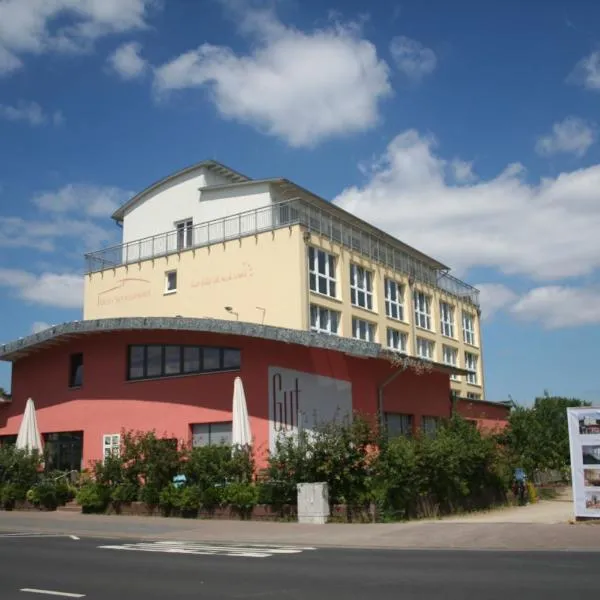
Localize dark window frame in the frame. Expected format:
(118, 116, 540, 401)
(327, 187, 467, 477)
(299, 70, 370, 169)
(69, 352, 84, 388)
(126, 344, 241, 381)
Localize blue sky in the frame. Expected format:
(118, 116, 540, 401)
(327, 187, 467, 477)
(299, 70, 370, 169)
(1, 0, 600, 404)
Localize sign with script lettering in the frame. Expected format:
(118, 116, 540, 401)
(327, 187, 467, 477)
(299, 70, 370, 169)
(268, 366, 352, 452)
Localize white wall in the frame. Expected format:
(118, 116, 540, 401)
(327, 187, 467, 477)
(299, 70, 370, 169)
(120, 168, 274, 247)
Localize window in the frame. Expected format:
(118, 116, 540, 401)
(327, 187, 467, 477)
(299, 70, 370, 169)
(192, 422, 232, 447)
(413, 291, 432, 330)
(103, 434, 120, 460)
(310, 304, 340, 335)
(384, 278, 404, 321)
(439, 301, 455, 338)
(352, 317, 376, 342)
(422, 416, 440, 438)
(387, 328, 407, 353)
(165, 270, 177, 293)
(442, 345, 459, 381)
(309, 247, 336, 298)
(385, 413, 413, 438)
(466, 392, 481, 400)
(462, 311, 476, 345)
(127, 345, 241, 381)
(176, 219, 193, 250)
(69, 353, 83, 388)
(416, 337, 434, 360)
(350, 264, 374, 310)
(44, 432, 83, 472)
(465, 352, 478, 385)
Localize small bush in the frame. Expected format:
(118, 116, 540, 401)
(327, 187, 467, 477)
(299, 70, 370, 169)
(158, 483, 182, 517)
(76, 483, 109, 514)
(224, 483, 259, 519)
(1, 483, 19, 510)
(179, 485, 202, 517)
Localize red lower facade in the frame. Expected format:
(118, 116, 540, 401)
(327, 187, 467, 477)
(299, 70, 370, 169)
(0, 329, 508, 470)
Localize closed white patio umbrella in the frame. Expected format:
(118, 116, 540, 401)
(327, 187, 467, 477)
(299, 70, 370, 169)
(16, 397, 43, 454)
(231, 376, 252, 448)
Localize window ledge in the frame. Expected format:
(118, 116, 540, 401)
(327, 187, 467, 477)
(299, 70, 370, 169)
(386, 316, 410, 326)
(415, 325, 435, 334)
(351, 304, 378, 317)
(463, 341, 479, 350)
(164, 290, 177, 296)
(309, 290, 342, 304)
(466, 381, 482, 388)
(441, 334, 457, 342)
(126, 367, 241, 384)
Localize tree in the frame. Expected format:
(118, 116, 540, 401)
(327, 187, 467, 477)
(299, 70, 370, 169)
(0, 387, 10, 400)
(502, 395, 589, 476)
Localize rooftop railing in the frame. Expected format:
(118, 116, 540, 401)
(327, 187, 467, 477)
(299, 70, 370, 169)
(85, 199, 479, 306)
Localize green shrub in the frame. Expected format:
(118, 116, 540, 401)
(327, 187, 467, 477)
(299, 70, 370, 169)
(140, 484, 160, 508)
(200, 485, 224, 511)
(34, 481, 59, 510)
(179, 485, 202, 517)
(1, 483, 19, 510)
(76, 483, 109, 514)
(224, 483, 259, 518)
(158, 483, 182, 516)
(0, 446, 42, 500)
(111, 482, 139, 508)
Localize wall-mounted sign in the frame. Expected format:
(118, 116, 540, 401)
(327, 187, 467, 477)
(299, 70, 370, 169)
(268, 366, 352, 452)
(567, 407, 600, 519)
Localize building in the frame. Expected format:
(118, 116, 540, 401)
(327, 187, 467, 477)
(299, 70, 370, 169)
(84, 160, 484, 400)
(0, 160, 507, 470)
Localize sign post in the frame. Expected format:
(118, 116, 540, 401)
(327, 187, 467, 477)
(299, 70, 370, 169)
(567, 407, 600, 520)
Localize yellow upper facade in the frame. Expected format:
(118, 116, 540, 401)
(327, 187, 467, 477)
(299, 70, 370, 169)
(83, 160, 484, 399)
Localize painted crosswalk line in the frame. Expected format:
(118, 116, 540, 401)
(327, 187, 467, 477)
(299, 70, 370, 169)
(98, 540, 317, 558)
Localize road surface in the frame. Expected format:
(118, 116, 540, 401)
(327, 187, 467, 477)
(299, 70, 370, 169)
(0, 533, 597, 599)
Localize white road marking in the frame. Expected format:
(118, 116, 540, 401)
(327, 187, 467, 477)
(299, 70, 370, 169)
(98, 540, 317, 559)
(0, 533, 80, 540)
(19, 589, 85, 598)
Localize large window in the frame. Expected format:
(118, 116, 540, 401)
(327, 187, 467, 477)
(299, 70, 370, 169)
(416, 337, 434, 360)
(439, 301, 455, 338)
(192, 422, 232, 447)
(387, 327, 407, 353)
(69, 353, 83, 388)
(43, 431, 83, 472)
(442, 345, 459, 381)
(176, 218, 193, 250)
(128, 344, 241, 381)
(465, 352, 478, 385)
(413, 291, 432, 330)
(422, 416, 440, 438)
(384, 278, 404, 321)
(466, 392, 481, 400)
(463, 311, 476, 345)
(352, 317, 376, 342)
(350, 264, 374, 310)
(309, 247, 337, 298)
(385, 413, 413, 438)
(310, 304, 340, 335)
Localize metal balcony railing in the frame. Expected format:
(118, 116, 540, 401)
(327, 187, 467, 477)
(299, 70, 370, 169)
(85, 199, 479, 306)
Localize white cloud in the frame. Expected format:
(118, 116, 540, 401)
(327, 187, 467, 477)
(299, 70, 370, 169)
(154, 7, 391, 147)
(0, 269, 83, 309)
(389, 35, 436, 80)
(108, 41, 147, 79)
(511, 286, 600, 329)
(0, 183, 128, 253)
(568, 51, 600, 90)
(0, 101, 63, 126)
(535, 116, 596, 157)
(33, 183, 130, 218)
(31, 321, 50, 334)
(450, 158, 476, 183)
(476, 283, 518, 319)
(0, 0, 158, 74)
(334, 129, 600, 280)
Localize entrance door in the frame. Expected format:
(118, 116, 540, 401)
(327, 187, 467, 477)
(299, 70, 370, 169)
(43, 431, 83, 472)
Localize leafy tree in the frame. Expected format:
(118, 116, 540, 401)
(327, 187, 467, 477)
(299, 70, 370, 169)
(501, 394, 589, 476)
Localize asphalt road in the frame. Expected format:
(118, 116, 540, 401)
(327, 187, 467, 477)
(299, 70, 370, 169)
(0, 534, 597, 599)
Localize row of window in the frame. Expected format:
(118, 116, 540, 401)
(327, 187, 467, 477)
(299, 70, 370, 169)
(67, 344, 241, 388)
(385, 413, 442, 439)
(309, 247, 477, 345)
(310, 304, 479, 384)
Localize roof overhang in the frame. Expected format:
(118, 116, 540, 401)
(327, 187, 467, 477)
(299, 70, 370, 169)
(0, 319, 459, 378)
(112, 160, 251, 222)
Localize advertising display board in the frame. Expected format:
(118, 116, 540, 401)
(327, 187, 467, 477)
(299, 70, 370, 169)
(567, 407, 600, 519)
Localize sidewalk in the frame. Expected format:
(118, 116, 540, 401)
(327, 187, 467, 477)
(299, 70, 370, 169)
(0, 505, 598, 551)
